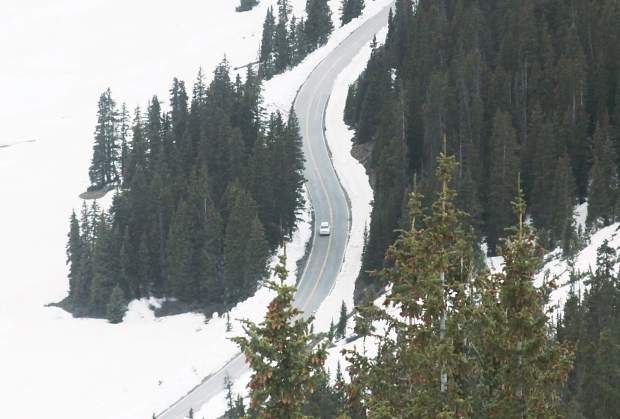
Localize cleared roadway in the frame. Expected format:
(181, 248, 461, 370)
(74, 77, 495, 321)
(157, 5, 392, 418)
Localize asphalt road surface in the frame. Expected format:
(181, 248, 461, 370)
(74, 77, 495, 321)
(157, 5, 392, 418)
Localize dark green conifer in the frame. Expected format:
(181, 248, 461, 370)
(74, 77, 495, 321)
(587, 117, 617, 228)
(482, 185, 572, 418)
(486, 110, 519, 254)
(106, 285, 127, 324)
(340, 0, 364, 26)
(231, 253, 327, 418)
(89, 88, 119, 188)
(304, 0, 333, 50)
(336, 301, 347, 339)
(259, 7, 276, 78)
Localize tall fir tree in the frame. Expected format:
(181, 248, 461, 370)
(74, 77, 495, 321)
(486, 110, 519, 255)
(347, 151, 482, 417)
(304, 0, 333, 50)
(89, 88, 119, 188)
(259, 7, 276, 78)
(587, 116, 617, 228)
(340, 0, 364, 26)
(481, 185, 572, 418)
(231, 252, 327, 418)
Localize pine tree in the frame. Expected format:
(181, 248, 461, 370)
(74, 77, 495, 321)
(336, 301, 347, 339)
(347, 151, 482, 417)
(89, 88, 119, 188)
(224, 375, 246, 418)
(145, 96, 163, 168)
(90, 211, 120, 315)
(231, 252, 327, 418)
(573, 240, 620, 418)
(119, 103, 130, 185)
(482, 185, 572, 418)
(125, 107, 147, 187)
(224, 185, 265, 302)
(304, 0, 333, 50)
(236, 0, 259, 12)
(587, 117, 617, 228)
(274, 0, 291, 73)
(106, 285, 127, 324)
(486, 110, 519, 255)
(340, 0, 364, 26)
(66, 211, 83, 305)
(259, 7, 276, 78)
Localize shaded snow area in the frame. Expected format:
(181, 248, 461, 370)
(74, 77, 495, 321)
(1, 1, 396, 418)
(313, 27, 389, 333)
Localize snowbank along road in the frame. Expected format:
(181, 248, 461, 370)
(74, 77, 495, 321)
(157, 4, 393, 418)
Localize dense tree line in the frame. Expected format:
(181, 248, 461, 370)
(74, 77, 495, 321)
(229, 153, 571, 418)
(558, 241, 620, 418)
(344, 0, 620, 301)
(67, 61, 306, 321)
(258, 0, 333, 79)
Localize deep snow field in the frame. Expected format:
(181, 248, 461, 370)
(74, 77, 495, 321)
(0, 0, 393, 418)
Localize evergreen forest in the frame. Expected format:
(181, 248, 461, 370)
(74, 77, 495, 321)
(344, 0, 620, 301)
(66, 61, 306, 321)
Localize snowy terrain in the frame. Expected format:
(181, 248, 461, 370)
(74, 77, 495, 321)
(0, 1, 393, 418)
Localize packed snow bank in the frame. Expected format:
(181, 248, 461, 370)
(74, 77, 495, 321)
(312, 27, 389, 332)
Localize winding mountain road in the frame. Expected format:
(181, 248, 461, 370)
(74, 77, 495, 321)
(157, 5, 392, 418)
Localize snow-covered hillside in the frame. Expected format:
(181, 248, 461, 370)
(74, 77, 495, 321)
(0, 1, 393, 418)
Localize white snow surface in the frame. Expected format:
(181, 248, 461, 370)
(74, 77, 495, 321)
(313, 27, 389, 333)
(0, 1, 396, 418)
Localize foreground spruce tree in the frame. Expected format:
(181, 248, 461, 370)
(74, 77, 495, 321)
(346, 153, 572, 417)
(481, 183, 572, 418)
(232, 252, 327, 418)
(347, 150, 483, 417)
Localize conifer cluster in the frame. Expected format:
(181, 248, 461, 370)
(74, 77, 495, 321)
(232, 153, 571, 418)
(67, 61, 306, 321)
(345, 0, 620, 301)
(258, 0, 333, 79)
(342, 153, 571, 418)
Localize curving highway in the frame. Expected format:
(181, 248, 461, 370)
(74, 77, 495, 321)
(156, 5, 392, 418)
